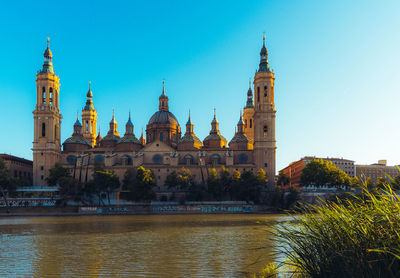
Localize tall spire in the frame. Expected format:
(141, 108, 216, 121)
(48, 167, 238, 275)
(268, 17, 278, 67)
(258, 34, 270, 72)
(84, 81, 95, 110)
(185, 110, 194, 134)
(125, 111, 134, 135)
(162, 80, 166, 96)
(41, 37, 54, 74)
(139, 127, 146, 145)
(245, 79, 254, 108)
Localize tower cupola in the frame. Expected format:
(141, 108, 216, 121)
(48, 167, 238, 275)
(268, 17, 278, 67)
(41, 37, 54, 74)
(125, 112, 134, 135)
(159, 80, 169, 111)
(258, 34, 270, 72)
(84, 81, 95, 111)
(245, 79, 254, 108)
(73, 113, 82, 135)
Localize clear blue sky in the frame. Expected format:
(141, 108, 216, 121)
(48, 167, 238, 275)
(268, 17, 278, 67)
(0, 0, 399, 171)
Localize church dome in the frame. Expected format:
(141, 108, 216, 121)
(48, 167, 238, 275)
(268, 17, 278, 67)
(148, 110, 180, 126)
(63, 136, 91, 146)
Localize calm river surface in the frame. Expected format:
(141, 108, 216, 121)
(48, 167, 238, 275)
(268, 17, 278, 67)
(0, 214, 284, 277)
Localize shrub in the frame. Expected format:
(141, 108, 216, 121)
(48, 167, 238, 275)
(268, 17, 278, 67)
(275, 182, 400, 277)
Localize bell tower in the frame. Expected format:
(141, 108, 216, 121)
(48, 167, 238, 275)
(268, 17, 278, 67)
(82, 81, 97, 147)
(253, 35, 276, 186)
(32, 38, 62, 186)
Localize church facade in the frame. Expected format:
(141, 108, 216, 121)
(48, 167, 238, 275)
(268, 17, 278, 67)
(32, 37, 277, 188)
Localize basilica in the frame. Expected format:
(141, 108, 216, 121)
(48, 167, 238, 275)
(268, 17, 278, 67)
(32, 37, 277, 188)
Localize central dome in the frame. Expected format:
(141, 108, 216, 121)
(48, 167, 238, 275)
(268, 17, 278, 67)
(148, 110, 179, 126)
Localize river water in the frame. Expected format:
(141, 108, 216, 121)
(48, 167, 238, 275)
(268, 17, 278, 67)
(0, 214, 283, 277)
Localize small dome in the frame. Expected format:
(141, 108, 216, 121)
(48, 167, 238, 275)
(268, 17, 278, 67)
(44, 47, 53, 59)
(230, 134, 249, 143)
(203, 133, 227, 142)
(101, 134, 120, 142)
(148, 110, 179, 126)
(63, 136, 91, 146)
(179, 133, 202, 144)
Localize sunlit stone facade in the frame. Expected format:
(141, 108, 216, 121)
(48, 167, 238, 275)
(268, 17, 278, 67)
(33, 36, 277, 187)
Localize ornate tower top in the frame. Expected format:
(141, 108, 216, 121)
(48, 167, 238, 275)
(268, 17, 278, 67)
(185, 110, 193, 134)
(41, 37, 54, 74)
(210, 108, 220, 134)
(107, 109, 119, 137)
(159, 80, 169, 111)
(83, 81, 95, 110)
(258, 34, 270, 73)
(245, 79, 254, 108)
(125, 111, 134, 135)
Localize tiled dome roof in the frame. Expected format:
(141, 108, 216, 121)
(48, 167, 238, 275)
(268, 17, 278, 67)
(101, 134, 120, 142)
(230, 134, 249, 143)
(118, 135, 141, 144)
(203, 133, 227, 142)
(148, 110, 179, 126)
(63, 136, 91, 146)
(179, 133, 202, 144)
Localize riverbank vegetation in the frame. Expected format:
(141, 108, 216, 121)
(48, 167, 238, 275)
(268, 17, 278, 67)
(270, 181, 400, 277)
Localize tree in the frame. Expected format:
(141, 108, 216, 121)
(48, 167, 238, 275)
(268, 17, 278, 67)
(58, 176, 84, 205)
(123, 166, 156, 202)
(350, 176, 361, 189)
(90, 169, 120, 205)
(286, 186, 300, 209)
(277, 171, 290, 187)
(164, 168, 194, 191)
(300, 159, 351, 188)
(46, 163, 70, 186)
(207, 168, 224, 200)
(0, 158, 15, 207)
(376, 177, 387, 191)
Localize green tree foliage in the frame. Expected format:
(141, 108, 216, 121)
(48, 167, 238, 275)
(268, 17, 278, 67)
(207, 168, 224, 200)
(88, 168, 120, 205)
(0, 158, 16, 206)
(277, 171, 290, 187)
(300, 158, 351, 188)
(391, 175, 400, 190)
(46, 163, 70, 186)
(165, 168, 194, 190)
(123, 166, 156, 202)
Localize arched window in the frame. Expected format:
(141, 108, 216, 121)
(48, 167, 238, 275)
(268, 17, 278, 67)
(184, 154, 194, 165)
(66, 155, 77, 165)
(42, 123, 46, 137)
(49, 87, 53, 106)
(42, 87, 46, 104)
(263, 125, 268, 137)
(210, 154, 221, 167)
(244, 119, 247, 128)
(238, 153, 248, 164)
(121, 154, 133, 166)
(257, 87, 260, 102)
(250, 119, 252, 128)
(160, 132, 163, 142)
(54, 125, 57, 140)
(86, 121, 89, 133)
(264, 86, 268, 101)
(94, 155, 105, 165)
(152, 154, 163, 164)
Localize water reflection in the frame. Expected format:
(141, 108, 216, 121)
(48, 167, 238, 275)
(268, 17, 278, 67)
(0, 215, 282, 277)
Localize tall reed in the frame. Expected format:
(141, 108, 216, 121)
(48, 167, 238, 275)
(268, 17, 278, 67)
(275, 183, 400, 277)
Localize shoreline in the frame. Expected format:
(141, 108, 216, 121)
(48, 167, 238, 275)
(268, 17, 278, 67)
(0, 204, 281, 217)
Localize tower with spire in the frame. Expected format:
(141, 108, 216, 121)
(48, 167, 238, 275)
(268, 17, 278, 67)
(32, 37, 62, 186)
(243, 79, 255, 143)
(178, 111, 202, 150)
(203, 109, 227, 149)
(81, 81, 97, 147)
(253, 34, 276, 186)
